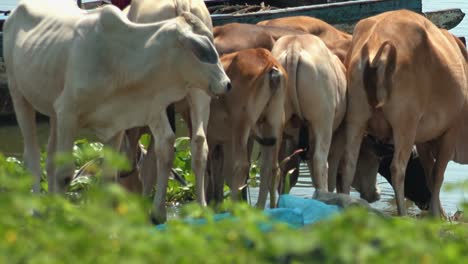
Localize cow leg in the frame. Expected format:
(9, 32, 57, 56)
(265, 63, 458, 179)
(205, 144, 214, 203)
(277, 136, 300, 194)
(216, 143, 232, 202)
(206, 143, 224, 204)
(187, 90, 210, 207)
(257, 143, 278, 208)
(140, 105, 176, 196)
(46, 115, 57, 192)
(257, 126, 282, 209)
(212, 144, 226, 203)
(54, 111, 77, 193)
(266, 142, 281, 208)
(416, 143, 435, 190)
(230, 124, 250, 202)
(341, 120, 367, 195)
(103, 131, 125, 182)
(306, 123, 332, 192)
(140, 136, 157, 196)
(117, 128, 143, 193)
(11, 92, 42, 193)
(340, 65, 371, 194)
(327, 124, 346, 192)
(390, 123, 417, 216)
(149, 112, 175, 224)
(277, 138, 289, 194)
(120, 128, 142, 175)
(429, 126, 458, 218)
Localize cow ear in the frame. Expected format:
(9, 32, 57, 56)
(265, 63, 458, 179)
(178, 30, 218, 64)
(269, 66, 283, 92)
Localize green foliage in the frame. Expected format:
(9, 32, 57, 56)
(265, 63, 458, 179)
(283, 168, 296, 194)
(1, 154, 468, 263)
(249, 159, 260, 188)
(4, 138, 468, 263)
(168, 137, 196, 202)
(73, 139, 104, 168)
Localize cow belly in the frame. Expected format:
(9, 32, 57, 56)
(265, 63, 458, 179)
(415, 110, 463, 143)
(82, 90, 185, 141)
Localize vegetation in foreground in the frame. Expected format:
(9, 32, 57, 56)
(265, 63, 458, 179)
(0, 140, 467, 263)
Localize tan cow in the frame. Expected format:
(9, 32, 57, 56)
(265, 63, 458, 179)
(124, 0, 216, 215)
(4, 0, 230, 223)
(203, 49, 287, 205)
(257, 16, 352, 62)
(213, 23, 305, 55)
(270, 34, 347, 206)
(342, 10, 468, 217)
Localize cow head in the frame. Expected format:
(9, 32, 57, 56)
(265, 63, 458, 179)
(175, 13, 231, 95)
(351, 137, 382, 203)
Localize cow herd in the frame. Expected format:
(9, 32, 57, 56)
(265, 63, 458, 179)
(4, 0, 468, 223)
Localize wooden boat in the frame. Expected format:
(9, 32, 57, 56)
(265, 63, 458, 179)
(0, 0, 466, 114)
(207, 0, 465, 33)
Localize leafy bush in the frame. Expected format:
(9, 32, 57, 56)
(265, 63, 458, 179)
(1, 153, 468, 263)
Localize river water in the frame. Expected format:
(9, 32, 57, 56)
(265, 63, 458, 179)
(271, 0, 468, 216)
(0, 0, 467, 216)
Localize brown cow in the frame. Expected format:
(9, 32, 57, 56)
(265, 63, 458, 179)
(213, 23, 305, 55)
(204, 49, 287, 205)
(341, 10, 468, 217)
(257, 16, 352, 62)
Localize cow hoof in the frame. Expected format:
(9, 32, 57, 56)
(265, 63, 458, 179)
(415, 202, 430, 211)
(150, 213, 166, 225)
(361, 192, 381, 203)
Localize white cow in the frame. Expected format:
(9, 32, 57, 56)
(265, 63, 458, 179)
(4, 0, 230, 223)
(124, 0, 214, 215)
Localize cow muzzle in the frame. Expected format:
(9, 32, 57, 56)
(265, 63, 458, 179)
(210, 78, 231, 95)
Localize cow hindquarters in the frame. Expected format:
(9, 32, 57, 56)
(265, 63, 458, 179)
(150, 112, 176, 224)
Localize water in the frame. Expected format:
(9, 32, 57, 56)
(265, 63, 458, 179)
(260, 0, 468, 216)
(0, 0, 467, 216)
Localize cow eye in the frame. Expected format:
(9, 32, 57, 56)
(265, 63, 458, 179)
(187, 35, 219, 64)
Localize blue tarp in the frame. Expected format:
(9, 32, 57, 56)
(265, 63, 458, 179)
(156, 195, 341, 230)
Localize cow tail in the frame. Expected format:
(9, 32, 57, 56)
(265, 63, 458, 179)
(285, 43, 308, 159)
(286, 43, 303, 119)
(363, 41, 397, 108)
